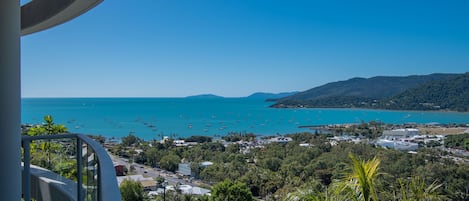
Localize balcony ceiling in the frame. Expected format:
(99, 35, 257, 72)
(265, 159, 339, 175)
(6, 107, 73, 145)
(21, 0, 103, 36)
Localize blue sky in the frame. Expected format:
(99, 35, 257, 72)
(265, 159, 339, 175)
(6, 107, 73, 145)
(21, 0, 469, 97)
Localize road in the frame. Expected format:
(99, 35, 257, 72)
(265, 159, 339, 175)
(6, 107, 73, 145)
(111, 154, 208, 187)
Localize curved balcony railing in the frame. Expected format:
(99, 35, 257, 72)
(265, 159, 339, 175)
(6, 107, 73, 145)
(21, 133, 122, 201)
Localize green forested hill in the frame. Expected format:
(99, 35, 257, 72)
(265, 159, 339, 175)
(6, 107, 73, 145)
(271, 73, 468, 111)
(277, 73, 458, 101)
(380, 73, 469, 112)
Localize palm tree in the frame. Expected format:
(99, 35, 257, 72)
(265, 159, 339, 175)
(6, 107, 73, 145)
(398, 176, 443, 201)
(286, 153, 381, 201)
(343, 153, 381, 201)
(284, 184, 353, 201)
(284, 188, 321, 201)
(27, 115, 68, 168)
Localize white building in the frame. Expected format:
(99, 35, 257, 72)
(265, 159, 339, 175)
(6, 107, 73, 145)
(268, 137, 293, 143)
(382, 128, 419, 140)
(376, 140, 419, 151)
(376, 128, 420, 151)
(174, 140, 186, 147)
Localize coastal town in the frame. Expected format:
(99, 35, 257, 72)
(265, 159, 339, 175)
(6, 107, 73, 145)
(103, 121, 469, 200)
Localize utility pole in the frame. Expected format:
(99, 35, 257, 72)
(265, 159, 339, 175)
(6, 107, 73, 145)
(163, 180, 168, 201)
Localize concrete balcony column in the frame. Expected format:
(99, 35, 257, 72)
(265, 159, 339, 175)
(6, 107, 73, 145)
(0, 0, 21, 201)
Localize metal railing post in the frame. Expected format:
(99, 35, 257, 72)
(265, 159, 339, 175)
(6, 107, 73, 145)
(77, 137, 83, 201)
(98, 158, 102, 201)
(22, 139, 31, 201)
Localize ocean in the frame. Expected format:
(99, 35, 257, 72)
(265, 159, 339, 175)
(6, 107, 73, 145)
(21, 98, 469, 140)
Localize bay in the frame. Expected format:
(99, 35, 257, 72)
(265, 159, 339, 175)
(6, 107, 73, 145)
(21, 98, 469, 140)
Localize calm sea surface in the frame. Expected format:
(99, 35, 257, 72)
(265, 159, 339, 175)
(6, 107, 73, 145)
(21, 98, 469, 140)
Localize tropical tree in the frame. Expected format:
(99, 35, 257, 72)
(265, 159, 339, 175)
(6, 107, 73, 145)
(121, 133, 142, 147)
(341, 153, 381, 201)
(398, 176, 443, 201)
(285, 183, 353, 201)
(53, 160, 78, 181)
(211, 179, 254, 201)
(27, 115, 68, 136)
(25, 115, 68, 169)
(284, 188, 322, 201)
(159, 153, 181, 172)
(119, 179, 147, 201)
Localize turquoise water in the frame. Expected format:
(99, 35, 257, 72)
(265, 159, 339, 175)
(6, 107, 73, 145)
(21, 98, 469, 140)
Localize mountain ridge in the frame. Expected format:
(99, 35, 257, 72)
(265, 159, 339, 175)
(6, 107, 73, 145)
(272, 73, 468, 111)
(277, 73, 459, 101)
(185, 92, 298, 99)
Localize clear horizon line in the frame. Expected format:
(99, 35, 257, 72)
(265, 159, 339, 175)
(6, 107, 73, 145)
(21, 91, 298, 99)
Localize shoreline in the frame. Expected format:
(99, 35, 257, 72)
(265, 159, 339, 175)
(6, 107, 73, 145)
(271, 105, 469, 114)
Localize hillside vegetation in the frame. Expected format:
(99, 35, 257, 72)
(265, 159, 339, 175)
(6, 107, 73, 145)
(272, 73, 469, 111)
(278, 73, 457, 101)
(112, 131, 469, 201)
(380, 73, 469, 112)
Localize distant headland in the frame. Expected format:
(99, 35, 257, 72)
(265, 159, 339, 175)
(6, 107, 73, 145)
(271, 72, 469, 112)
